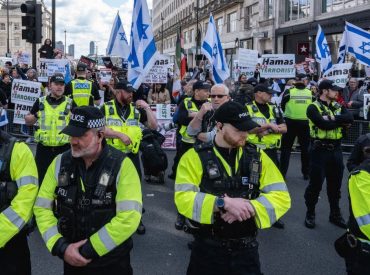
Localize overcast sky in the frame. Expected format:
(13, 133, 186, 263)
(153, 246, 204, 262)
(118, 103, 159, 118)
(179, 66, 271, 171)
(43, 0, 153, 58)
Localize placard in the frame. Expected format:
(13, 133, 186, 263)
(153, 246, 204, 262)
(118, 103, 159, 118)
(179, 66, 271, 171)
(260, 54, 296, 78)
(363, 94, 370, 120)
(38, 59, 69, 82)
(11, 79, 42, 106)
(144, 55, 171, 84)
(237, 48, 258, 68)
(323, 63, 352, 88)
(13, 104, 33, 125)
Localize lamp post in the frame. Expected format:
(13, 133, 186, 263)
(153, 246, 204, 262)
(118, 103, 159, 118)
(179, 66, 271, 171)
(160, 12, 164, 54)
(64, 29, 66, 57)
(6, 0, 9, 56)
(230, 38, 239, 78)
(195, 0, 199, 66)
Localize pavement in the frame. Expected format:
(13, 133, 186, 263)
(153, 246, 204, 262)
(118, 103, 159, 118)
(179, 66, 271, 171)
(28, 149, 349, 275)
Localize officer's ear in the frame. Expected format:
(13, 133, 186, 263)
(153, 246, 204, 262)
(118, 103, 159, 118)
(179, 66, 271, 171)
(216, 122, 223, 131)
(97, 131, 104, 140)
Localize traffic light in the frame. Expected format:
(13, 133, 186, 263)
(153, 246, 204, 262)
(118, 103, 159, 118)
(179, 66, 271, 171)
(20, 1, 42, 43)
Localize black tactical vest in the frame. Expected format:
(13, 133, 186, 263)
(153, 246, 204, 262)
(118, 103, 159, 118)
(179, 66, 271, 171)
(193, 143, 261, 239)
(0, 132, 18, 212)
(54, 147, 125, 242)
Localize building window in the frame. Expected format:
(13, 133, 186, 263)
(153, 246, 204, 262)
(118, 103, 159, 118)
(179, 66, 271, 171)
(216, 17, 223, 35)
(244, 6, 252, 29)
(285, 0, 310, 21)
(204, 22, 208, 34)
(322, 0, 357, 13)
(189, 29, 193, 43)
(0, 38, 5, 46)
(0, 23, 5, 31)
(240, 38, 253, 49)
(227, 12, 237, 33)
(14, 23, 20, 31)
(14, 37, 20, 47)
(184, 31, 188, 44)
(265, 0, 273, 19)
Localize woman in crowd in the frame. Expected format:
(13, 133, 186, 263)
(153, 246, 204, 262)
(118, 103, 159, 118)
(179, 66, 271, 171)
(148, 83, 171, 104)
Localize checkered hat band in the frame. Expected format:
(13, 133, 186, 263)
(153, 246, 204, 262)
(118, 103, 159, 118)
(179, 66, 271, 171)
(87, 118, 105, 128)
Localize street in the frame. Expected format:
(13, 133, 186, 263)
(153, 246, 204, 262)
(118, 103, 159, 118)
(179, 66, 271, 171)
(29, 150, 349, 275)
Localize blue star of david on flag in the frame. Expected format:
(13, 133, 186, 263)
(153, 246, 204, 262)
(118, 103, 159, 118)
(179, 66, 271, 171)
(345, 21, 370, 66)
(201, 14, 229, 84)
(128, 0, 158, 89)
(315, 24, 332, 75)
(106, 13, 130, 59)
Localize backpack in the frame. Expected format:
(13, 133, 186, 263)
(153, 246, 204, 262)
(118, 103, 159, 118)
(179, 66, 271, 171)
(140, 129, 168, 175)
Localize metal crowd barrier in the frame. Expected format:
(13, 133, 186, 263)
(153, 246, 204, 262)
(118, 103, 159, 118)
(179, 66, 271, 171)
(1, 108, 369, 147)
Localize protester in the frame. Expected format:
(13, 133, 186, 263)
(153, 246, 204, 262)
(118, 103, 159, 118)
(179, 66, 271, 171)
(147, 83, 171, 104)
(38, 39, 55, 59)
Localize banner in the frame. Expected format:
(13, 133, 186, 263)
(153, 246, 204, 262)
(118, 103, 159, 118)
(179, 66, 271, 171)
(144, 55, 172, 84)
(323, 63, 352, 87)
(149, 104, 177, 149)
(237, 48, 258, 68)
(79, 55, 96, 69)
(260, 54, 296, 78)
(38, 59, 69, 82)
(18, 52, 31, 65)
(13, 104, 33, 125)
(99, 68, 112, 84)
(11, 79, 42, 106)
(364, 94, 370, 120)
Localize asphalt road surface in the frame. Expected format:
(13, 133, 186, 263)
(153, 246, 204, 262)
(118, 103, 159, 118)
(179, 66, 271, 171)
(29, 150, 350, 275)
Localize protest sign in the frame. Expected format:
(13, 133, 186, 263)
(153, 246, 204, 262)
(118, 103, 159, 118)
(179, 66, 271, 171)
(38, 59, 69, 82)
(99, 68, 112, 84)
(144, 55, 171, 84)
(237, 48, 258, 68)
(0, 57, 12, 67)
(11, 79, 42, 106)
(363, 94, 370, 120)
(323, 63, 352, 88)
(18, 52, 31, 64)
(260, 54, 296, 78)
(13, 104, 33, 125)
(149, 104, 177, 149)
(79, 55, 96, 69)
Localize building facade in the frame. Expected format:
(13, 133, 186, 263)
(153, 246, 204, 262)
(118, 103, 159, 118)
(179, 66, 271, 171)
(153, 0, 370, 72)
(0, 0, 52, 59)
(68, 44, 75, 58)
(89, 41, 95, 56)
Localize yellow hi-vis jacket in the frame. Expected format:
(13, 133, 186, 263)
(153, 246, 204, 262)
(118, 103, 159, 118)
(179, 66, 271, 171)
(284, 87, 312, 120)
(174, 147, 291, 228)
(0, 142, 38, 248)
(71, 79, 93, 107)
(104, 100, 143, 153)
(35, 96, 72, 146)
(348, 163, 370, 242)
(33, 153, 142, 257)
(179, 98, 199, 144)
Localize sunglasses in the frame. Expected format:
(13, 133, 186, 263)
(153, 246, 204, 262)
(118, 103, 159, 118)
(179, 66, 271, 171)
(210, 94, 227, 98)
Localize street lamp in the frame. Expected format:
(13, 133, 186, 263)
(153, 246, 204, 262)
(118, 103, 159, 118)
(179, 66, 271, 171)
(160, 12, 164, 54)
(195, 0, 200, 66)
(230, 38, 239, 78)
(64, 29, 66, 57)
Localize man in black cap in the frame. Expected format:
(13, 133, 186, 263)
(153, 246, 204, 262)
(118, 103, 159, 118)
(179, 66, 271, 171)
(34, 106, 142, 274)
(65, 62, 101, 107)
(304, 79, 353, 229)
(280, 73, 314, 180)
(175, 101, 291, 275)
(170, 80, 211, 230)
(347, 133, 370, 172)
(246, 84, 287, 229)
(25, 73, 74, 184)
(102, 79, 157, 235)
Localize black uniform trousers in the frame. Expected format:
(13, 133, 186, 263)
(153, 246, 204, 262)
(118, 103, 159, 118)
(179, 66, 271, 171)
(35, 143, 70, 185)
(0, 230, 31, 275)
(127, 152, 142, 180)
(63, 253, 132, 275)
(187, 237, 262, 275)
(304, 143, 344, 213)
(171, 141, 194, 177)
(279, 119, 310, 177)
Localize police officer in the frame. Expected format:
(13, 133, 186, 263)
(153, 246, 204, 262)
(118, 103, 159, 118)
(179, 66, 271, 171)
(0, 130, 38, 275)
(280, 74, 313, 180)
(65, 63, 101, 107)
(338, 157, 370, 274)
(175, 101, 291, 275)
(34, 106, 142, 274)
(171, 80, 211, 230)
(246, 84, 287, 229)
(25, 73, 73, 184)
(304, 80, 353, 229)
(102, 79, 157, 235)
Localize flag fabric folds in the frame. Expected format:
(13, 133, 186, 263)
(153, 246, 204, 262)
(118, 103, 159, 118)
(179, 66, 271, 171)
(345, 22, 370, 67)
(128, 0, 158, 89)
(201, 14, 229, 84)
(106, 13, 130, 59)
(337, 30, 347, 64)
(172, 30, 187, 101)
(315, 24, 333, 75)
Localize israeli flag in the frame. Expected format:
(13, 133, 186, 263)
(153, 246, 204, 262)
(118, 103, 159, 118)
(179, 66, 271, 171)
(128, 0, 158, 89)
(337, 31, 347, 64)
(106, 13, 130, 59)
(345, 22, 370, 66)
(315, 24, 332, 75)
(201, 14, 229, 83)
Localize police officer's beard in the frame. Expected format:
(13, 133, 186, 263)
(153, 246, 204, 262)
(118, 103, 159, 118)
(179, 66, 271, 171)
(71, 137, 100, 159)
(224, 132, 246, 147)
